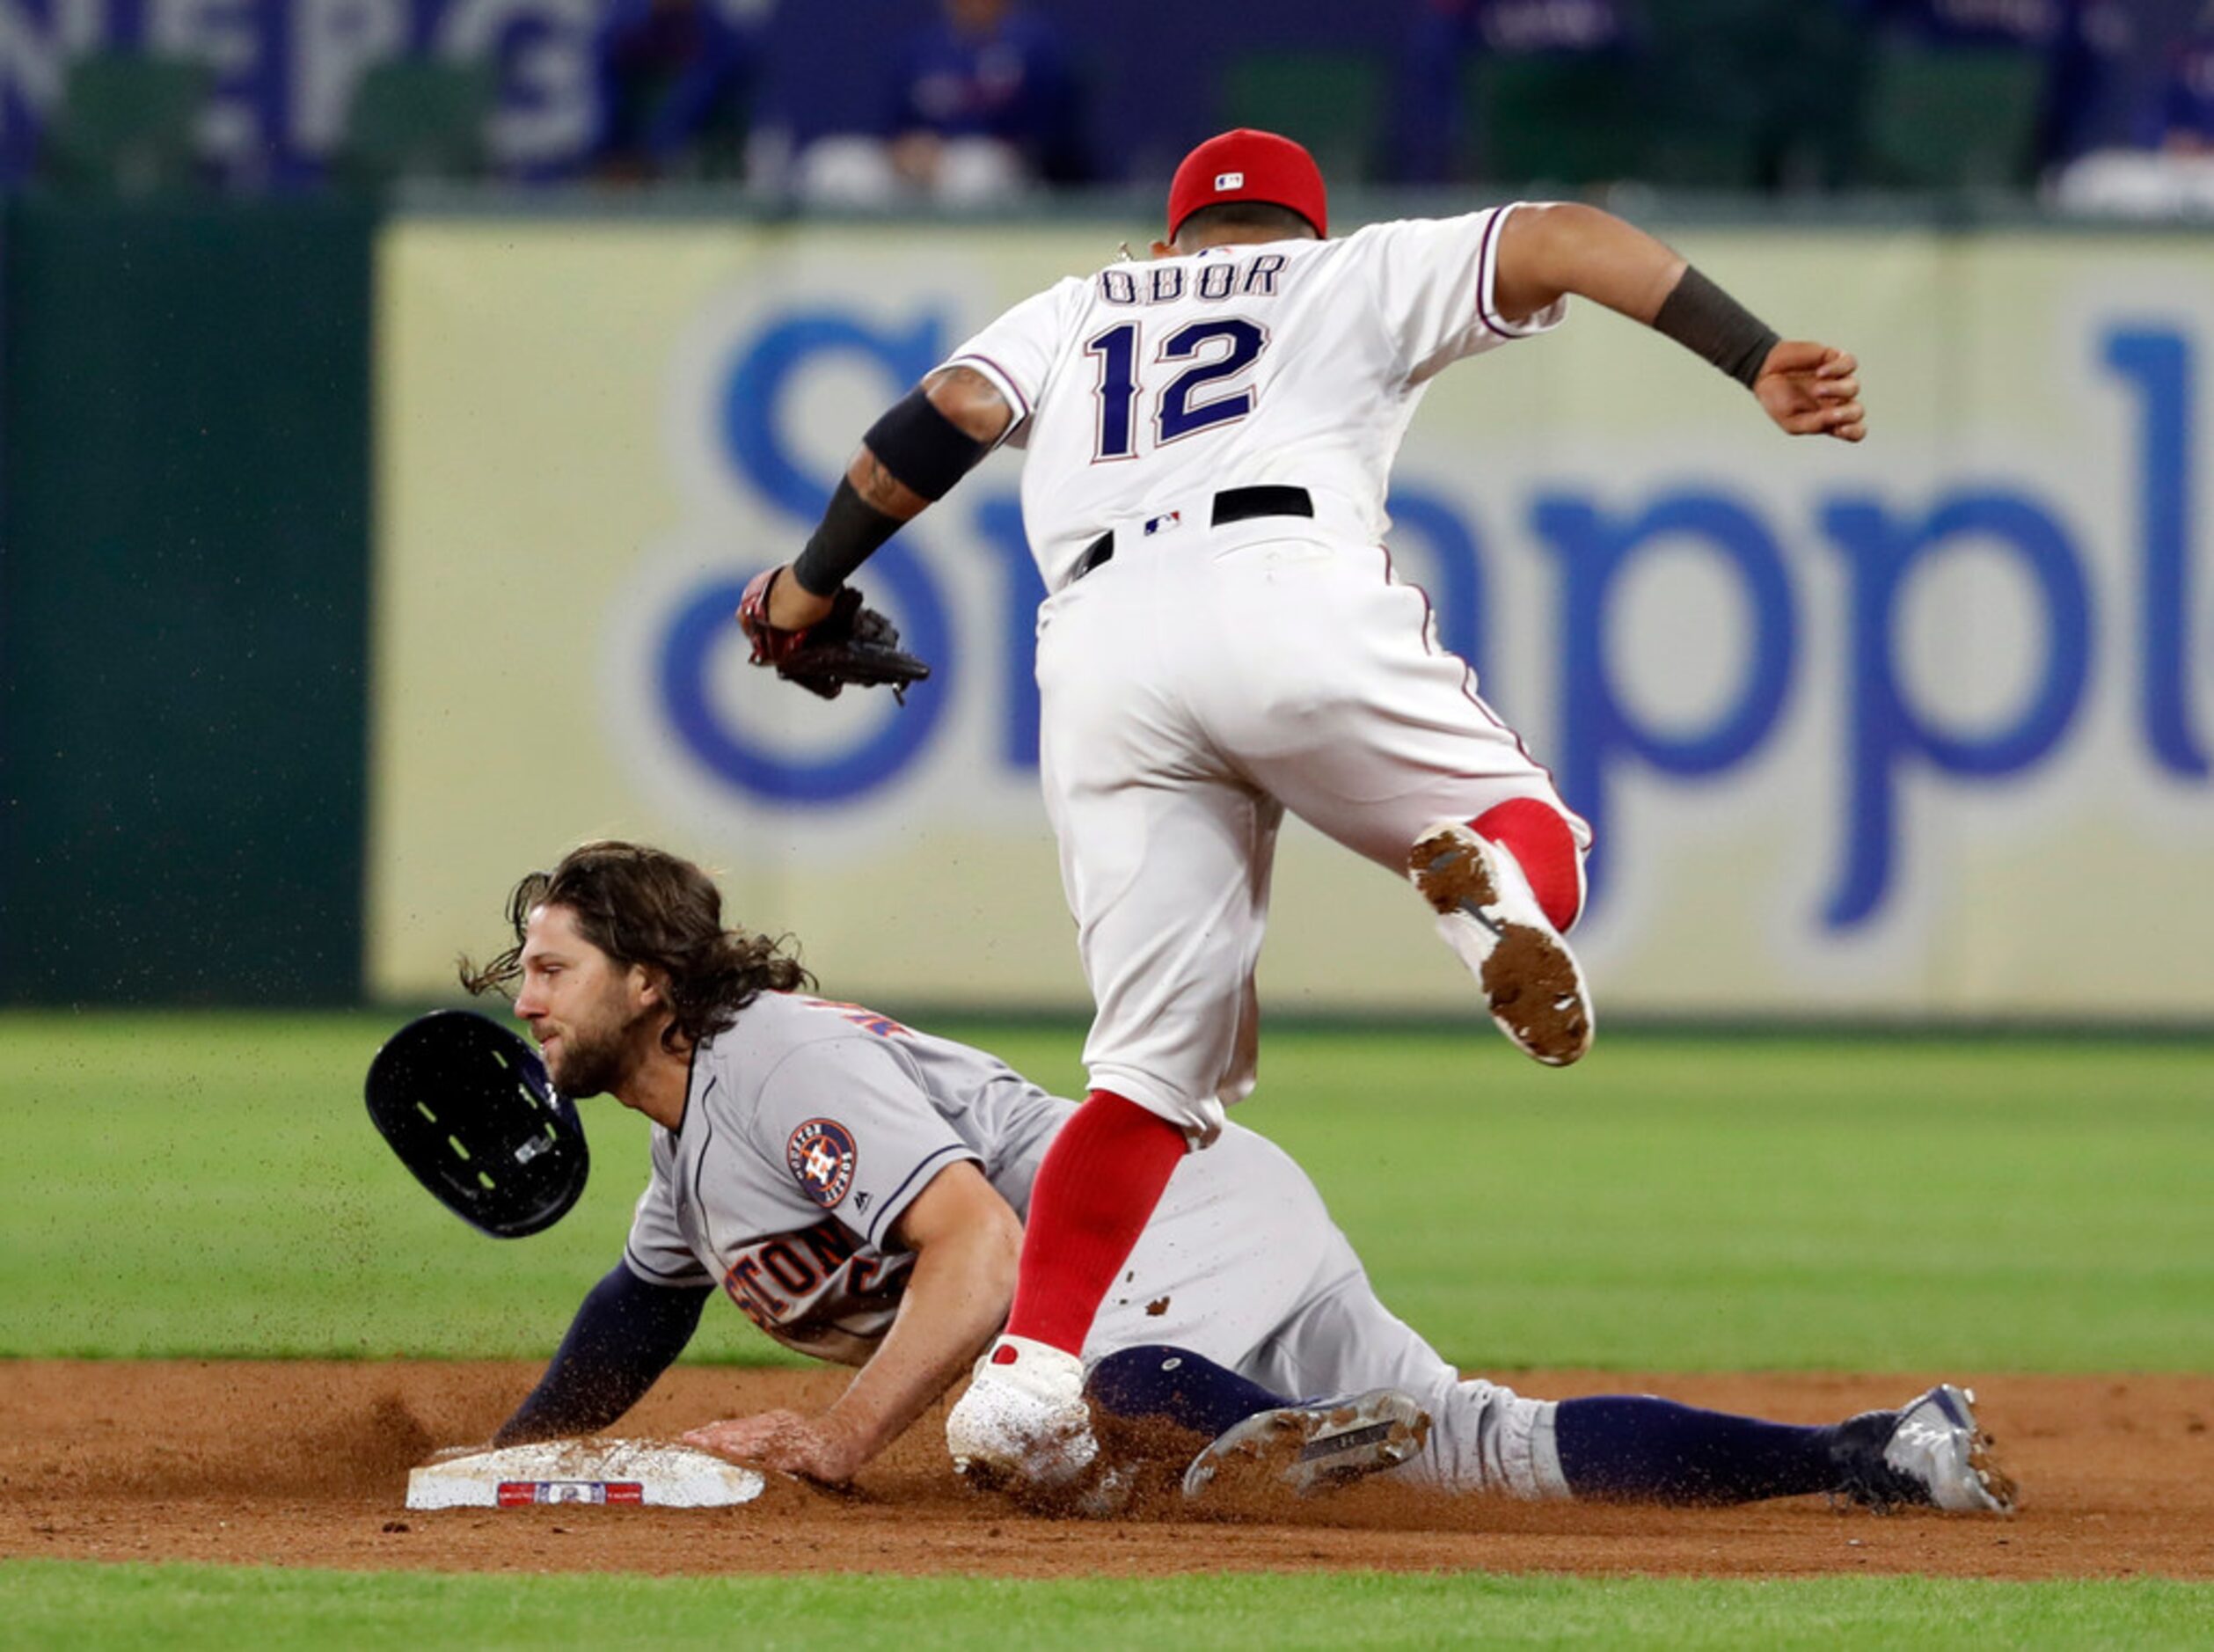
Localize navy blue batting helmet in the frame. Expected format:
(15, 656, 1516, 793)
(365, 1010, 588, 1239)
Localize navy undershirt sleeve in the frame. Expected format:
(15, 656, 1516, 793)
(493, 1262, 713, 1446)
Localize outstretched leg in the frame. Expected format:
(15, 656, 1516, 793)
(1091, 1346, 2013, 1513)
(1557, 1385, 2014, 1512)
(1553, 1394, 1857, 1503)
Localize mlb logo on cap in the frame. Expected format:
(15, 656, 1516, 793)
(1167, 128, 1329, 240)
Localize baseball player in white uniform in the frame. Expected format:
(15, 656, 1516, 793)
(470, 842, 2012, 1517)
(734, 128, 1868, 1489)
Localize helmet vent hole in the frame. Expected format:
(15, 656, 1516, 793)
(448, 1134, 471, 1161)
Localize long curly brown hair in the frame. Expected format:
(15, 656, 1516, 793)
(459, 841, 812, 1052)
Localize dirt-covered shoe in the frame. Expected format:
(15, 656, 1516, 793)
(946, 1334, 1099, 1491)
(1409, 819, 1593, 1067)
(1830, 1384, 2018, 1514)
(1180, 1388, 1431, 1503)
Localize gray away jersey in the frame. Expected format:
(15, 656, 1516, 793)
(622, 993, 1070, 1364)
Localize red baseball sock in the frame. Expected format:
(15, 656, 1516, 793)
(1003, 1088, 1188, 1357)
(1472, 798, 1583, 932)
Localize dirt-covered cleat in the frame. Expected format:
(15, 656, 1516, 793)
(1181, 1389, 1431, 1504)
(1830, 1384, 2018, 1515)
(1408, 819, 1593, 1067)
(946, 1334, 1099, 1492)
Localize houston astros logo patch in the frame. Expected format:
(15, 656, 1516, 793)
(786, 1118, 858, 1209)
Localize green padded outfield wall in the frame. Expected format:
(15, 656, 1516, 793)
(0, 201, 374, 1005)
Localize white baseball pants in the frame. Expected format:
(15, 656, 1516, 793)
(1087, 1119, 1567, 1499)
(1036, 509, 1588, 1140)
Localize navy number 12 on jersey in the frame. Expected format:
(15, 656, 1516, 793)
(1085, 319, 1269, 461)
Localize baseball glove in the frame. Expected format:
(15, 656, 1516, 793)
(736, 568, 931, 704)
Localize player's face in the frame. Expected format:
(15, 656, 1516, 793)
(512, 903, 657, 1097)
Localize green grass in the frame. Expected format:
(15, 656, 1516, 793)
(3, 1013, 2210, 1371)
(3, 1020, 2207, 1637)
(2, 1561, 2209, 1649)
(1250, 1033, 2214, 1372)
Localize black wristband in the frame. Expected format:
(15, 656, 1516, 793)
(792, 478, 902, 596)
(863, 386, 991, 501)
(1653, 266, 1780, 390)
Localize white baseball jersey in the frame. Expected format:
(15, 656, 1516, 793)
(932, 208, 1589, 1138)
(616, 990, 1565, 1497)
(942, 208, 1566, 588)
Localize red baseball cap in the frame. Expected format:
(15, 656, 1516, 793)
(1165, 128, 1328, 242)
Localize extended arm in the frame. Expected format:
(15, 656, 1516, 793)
(760, 367, 1018, 632)
(682, 1160, 1020, 1482)
(492, 1262, 712, 1446)
(1492, 202, 1865, 443)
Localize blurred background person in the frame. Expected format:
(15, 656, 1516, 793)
(1388, 0, 1874, 194)
(2041, 0, 2214, 214)
(885, 0, 1087, 194)
(1388, 0, 1632, 186)
(1862, 0, 2198, 178)
(795, 0, 1085, 208)
(589, 0, 765, 183)
(2137, 0, 2214, 151)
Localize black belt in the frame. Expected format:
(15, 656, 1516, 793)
(1070, 485, 1314, 582)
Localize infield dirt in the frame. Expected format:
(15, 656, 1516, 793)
(3, 1362, 2208, 1579)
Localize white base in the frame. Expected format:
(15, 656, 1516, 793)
(405, 1439, 768, 1510)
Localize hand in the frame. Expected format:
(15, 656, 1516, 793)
(683, 1409, 872, 1486)
(1753, 341, 1865, 442)
(735, 567, 839, 665)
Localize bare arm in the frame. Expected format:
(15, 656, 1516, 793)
(764, 367, 1019, 629)
(1492, 202, 1866, 444)
(809, 1159, 1019, 1462)
(681, 1159, 1019, 1483)
(1492, 201, 1686, 330)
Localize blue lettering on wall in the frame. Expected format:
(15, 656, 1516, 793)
(653, 309, 954, 804)
(655, 301, 2203, 921)
(719, 311, 944, 515)
(972, 494, 1048, 768)
(0, 0, 603, 185)
(656, 550, 953, 805)
(1385, 486, 1487, 671)
(1533, 492, 1797, 901)
(2102, 326, 2210, 778)
(1819, 493, 2091, 928)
